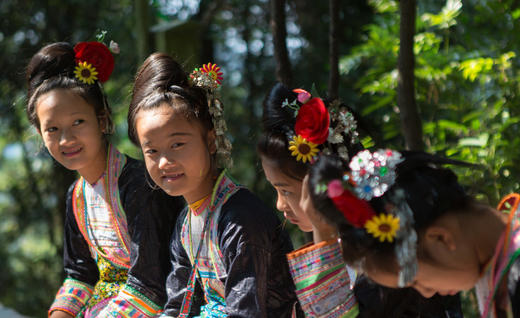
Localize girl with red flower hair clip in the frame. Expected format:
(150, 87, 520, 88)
(257, 83, 463, 317)
(26, 42, 185, 317)
(308, 151, 520, 317)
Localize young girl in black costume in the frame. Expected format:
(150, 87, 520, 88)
(26, 42, 184, 317)
(308, 151, 520, 317)
(258, 82, 463, 317)
(127, 53, 298, 317)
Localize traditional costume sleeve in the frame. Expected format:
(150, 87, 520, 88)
(354, 276, 463, 318)
(161, 209, 204, 318)
(286, 239, 359, 318)
(217, 189, 298, 318)
(96, 158, 186, 317)
(508, 256, 520, 317)
(48, 181, 99, 317)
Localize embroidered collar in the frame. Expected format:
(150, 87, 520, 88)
(72, 144, 130, 269)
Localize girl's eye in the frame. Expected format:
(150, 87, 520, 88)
(145, 149, 157, 155)
(46, 127, 58, 133)
(281, 190, 292, 197)
(171, 142, 185, 149)
(73, 119, 84, 125)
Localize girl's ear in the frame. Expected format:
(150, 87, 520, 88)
(97, 113, 108, 134)
(207, 129, 217, 155)
(422, 223, 457, 256)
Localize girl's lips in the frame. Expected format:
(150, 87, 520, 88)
(62, 147, 82, 157)
(162, 173, 184, 182)
(286, 216, 299, 225)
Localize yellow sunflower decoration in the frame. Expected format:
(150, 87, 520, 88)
(288, 135, 319, 163)
(74, 61, 98, 85)
(365, 213, 400, 243)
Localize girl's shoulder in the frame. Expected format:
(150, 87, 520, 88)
(119, 155, 185, 219)
(120, 155, 146, 181)
(218, 188, 282, 236)
(508, 249, 520, 314)
(221, 188, 271, 214)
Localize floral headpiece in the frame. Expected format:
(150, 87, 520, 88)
(189, 63, 232, 168)
(316, 149, 418, 287)
(73, 41, 115, 85)
(72, 40, 117, 134)
(283, 89, 359, 163)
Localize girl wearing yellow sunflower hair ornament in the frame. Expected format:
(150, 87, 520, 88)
(258, 83, 463, 317)
(26, 42, 185, 318)
(308, 150, 520, 317)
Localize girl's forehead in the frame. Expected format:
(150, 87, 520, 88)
(37, 89, 95, 117)
(135, 106, 206, 142)
(262, 159, 301, 188)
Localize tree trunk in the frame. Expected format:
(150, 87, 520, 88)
(328, 0, 340, 100)
(196, 0, 226, 63)
(135, 0, 150, 63)
(397, 0, 423, 150)
(270, 0, 292, 86)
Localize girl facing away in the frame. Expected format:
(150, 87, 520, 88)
(127, 53, 299, 317)
(258, 83, 463, 317)
(26, 42, 185, 317)
(308, 151, 520, 317)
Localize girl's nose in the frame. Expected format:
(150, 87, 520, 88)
(59, 128, 76, 146)
(158, 155, 174, 169)
(276, 194, 289, 213)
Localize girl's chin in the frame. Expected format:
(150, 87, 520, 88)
(298, 224, 314, 232)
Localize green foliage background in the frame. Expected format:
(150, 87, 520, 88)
(1, 0, 518, 316)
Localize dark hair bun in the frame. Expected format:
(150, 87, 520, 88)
(25, 42, 110, 129)
(128, 53, 212, 145)
(262, 82, 299, 133)
(26, 42, 75, 99)
(131, 53, 189, 103)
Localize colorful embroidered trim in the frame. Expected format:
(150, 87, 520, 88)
(287, 239, 358, 318)
(179, 171, 243, 317)
(72, 144, 131, 269)
(480, 193, 520, 317)
(49, 278, 94, 317)
(99, 285, 163, 318)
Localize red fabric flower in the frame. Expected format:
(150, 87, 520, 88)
(74, 42, 114, 83)
(294, 97, 330, 144)
(330, 188, 376, 228)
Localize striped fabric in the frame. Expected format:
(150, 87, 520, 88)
(287, 239, 358, 318)
(97, 285, 163, 318)
(177, 172, 242, 317)
(48, 278, 94, 317)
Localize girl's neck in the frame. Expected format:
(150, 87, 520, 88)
(470, 205, 508, 272)
(79, 143, 108, 184)
(184, 171, 219, 205)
